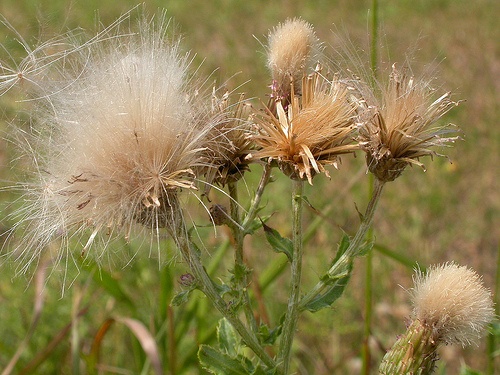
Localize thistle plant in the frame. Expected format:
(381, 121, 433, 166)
(0, 8, 494, 375)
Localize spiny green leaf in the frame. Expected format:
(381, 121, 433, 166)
(303, 270, 352, 312)
(261, 221, 293, 262)
(217, 318, 240, 357)
(198, 345, 250, 375)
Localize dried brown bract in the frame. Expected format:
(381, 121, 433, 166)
(249, 68, 358, 184)
(199, 89, 254, 188)
(358, 64, 460, 182)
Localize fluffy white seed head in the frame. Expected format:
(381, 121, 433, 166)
(8, 12, 220, 270)
(412, 263, 495, 346)
(267, 18, 318, 97)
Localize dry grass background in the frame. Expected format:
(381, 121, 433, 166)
(0, 0, 498, 374)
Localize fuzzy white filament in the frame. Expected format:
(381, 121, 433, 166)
(412, 263, 495, 346)
(9, 13, 219, 271)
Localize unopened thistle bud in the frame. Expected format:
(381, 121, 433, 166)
(358, 64, 460, 182)
(267, 18, 318, 107)
(379, 263, 495, 374)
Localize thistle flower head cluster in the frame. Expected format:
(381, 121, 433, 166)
(250, 67, 358, 184)
(358, 64, 460, 182)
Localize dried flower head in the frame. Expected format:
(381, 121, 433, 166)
(249, 68, 358, 184)
(9, 13, 218, 269)
(358, 64, 460, 182)
(412, 262, 495, 346)
(200, 89, 254, 188)
(267, 18, 319, 105)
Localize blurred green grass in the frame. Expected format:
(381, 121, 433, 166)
(0, 0, 498, 373)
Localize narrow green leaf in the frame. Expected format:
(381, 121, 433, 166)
(261, 221, 293, 262)
(198, 345, 250, 375)
(258, 323, 282, 346)
(303, 272, 352, 312)
(335, 234, 350, 260)
(374, 243, 424, 270)
(245, 214, 271, 235)
(217, 318, 239, 357)
(80, 262, 134, 308)
(303, 237, 354, 312)
(459, 366, 483, 375)
(171, 290, 192, 306)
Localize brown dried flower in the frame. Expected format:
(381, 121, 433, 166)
(199, 89, 254, 188)
(358, 64, 460, 182)
(249, 68, 358, 184)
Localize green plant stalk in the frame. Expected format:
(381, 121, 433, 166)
(173, 218, 277, 370)
(228, 181, 258, 333)
(278, 179, 304, 373)
(242, 163, 272, 231)
(363, 0, 379, 371)
(362, 229, 374, 375)
(299, 179, 385, 310)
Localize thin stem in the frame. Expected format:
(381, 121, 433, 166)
(228, 181, 258, 333)
(299, 179, 385, 310)
(278, 179, 304, 373)
(362, 176, 375, 375)
(242, 163, 272, 231)
(370, 0, 379, 82)
(363, 1, 379, 370)
(174, 222, 277, 370)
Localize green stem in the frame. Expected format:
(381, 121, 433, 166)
(364, 1, 379, 370)
(228, 181, 258, 333)
(174, 220, 276, 370)
(370, 0, 379, 82)
(299, 179, 385, 310)
(278, 180, 304, 373)
(242, 163, 272, 231)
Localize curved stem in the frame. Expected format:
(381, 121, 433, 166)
(299, 179, 385, 310)
(278, 180, 304, 373)
(174, 223, 276, 370)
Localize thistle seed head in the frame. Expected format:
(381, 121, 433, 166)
(9, 12, 219, 268)
(412, 263, 495, 346)
(358, 64, 460, 182)
(267, 18, 319, 105)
